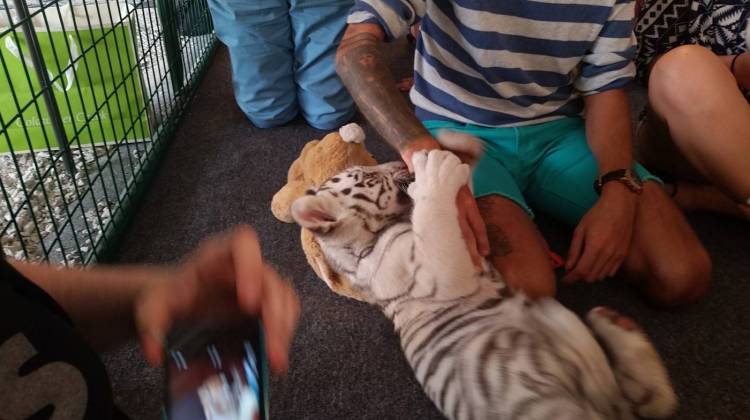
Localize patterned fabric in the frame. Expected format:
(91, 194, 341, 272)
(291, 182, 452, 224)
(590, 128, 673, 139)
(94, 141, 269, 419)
(690, 0, 750, 55)
(635, 0, 750, 82)
(348, 0, 637, 128)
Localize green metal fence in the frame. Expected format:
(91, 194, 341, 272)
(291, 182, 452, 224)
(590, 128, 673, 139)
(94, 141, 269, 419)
(0, 0, 216, 265)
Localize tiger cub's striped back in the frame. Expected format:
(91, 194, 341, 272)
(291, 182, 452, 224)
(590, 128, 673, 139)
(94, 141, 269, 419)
(292, 150, 677, 420)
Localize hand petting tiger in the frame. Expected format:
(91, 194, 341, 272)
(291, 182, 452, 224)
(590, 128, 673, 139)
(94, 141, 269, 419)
(291, 149, 677, 420)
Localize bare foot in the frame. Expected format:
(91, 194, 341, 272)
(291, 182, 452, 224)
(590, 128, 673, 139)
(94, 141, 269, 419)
(636, 111, 749, 220)
(664, 181, 750, 220)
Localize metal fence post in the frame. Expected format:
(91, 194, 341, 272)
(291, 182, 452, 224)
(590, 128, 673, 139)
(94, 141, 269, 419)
(157, 0, 184, 93)
(11, 0, 76, 174)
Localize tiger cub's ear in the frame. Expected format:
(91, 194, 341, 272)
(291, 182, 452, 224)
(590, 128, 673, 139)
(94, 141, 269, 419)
(291, 195, 343, 232)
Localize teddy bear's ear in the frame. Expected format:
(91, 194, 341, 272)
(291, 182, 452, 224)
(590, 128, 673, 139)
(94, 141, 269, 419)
(291, 195, 343, 232)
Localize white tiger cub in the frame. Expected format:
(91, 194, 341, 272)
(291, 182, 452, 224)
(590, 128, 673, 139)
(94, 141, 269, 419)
(291, 149, 678, 420)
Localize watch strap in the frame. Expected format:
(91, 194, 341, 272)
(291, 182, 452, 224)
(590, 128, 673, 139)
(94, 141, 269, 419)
(594, 168, 642, 195)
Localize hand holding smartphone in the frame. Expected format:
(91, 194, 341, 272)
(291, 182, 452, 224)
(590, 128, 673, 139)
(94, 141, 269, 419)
(164, 318, 269, 420)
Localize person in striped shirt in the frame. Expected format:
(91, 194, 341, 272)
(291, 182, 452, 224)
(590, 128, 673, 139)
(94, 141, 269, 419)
(336, 0, 711, 305)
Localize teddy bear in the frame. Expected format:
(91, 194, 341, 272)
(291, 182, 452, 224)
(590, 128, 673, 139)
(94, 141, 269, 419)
(271, 123, 377, 300)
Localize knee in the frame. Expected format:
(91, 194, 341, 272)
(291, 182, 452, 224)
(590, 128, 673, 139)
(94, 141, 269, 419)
(514, 274, 557, 300)
(646, 246, 712, 306)
(235, 89, 298, 128)
(245, 111, 298, 128)
(298, 53, 355, 129)
(648, 45, 728, 113)
(297, 81, 355, 130)
(496, 258, 557, 299)
(522, 279, 557, 300)
(301, 107, 355, 131)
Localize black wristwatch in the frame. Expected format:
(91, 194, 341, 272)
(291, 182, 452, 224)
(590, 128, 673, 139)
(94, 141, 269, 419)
(594, 168, 643, 195)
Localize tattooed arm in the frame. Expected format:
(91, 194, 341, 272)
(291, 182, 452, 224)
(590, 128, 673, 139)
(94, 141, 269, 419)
(336, 23, 440, 167)
(336, 23, 490, 265)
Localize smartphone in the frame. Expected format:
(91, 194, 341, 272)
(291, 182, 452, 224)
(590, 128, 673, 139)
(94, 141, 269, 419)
(164, 318, 269, 420)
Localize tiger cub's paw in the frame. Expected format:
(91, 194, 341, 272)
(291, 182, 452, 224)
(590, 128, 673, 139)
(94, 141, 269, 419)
(408, 150, 470, 203)
(587, 307, 678, 418)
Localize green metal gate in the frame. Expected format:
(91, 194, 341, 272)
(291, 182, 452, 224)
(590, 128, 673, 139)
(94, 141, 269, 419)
(0, 0, 216, 265)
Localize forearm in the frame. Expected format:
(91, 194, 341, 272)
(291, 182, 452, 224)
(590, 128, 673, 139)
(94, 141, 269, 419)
(336, 24, 438, 161)
(10, 260, 173, 351)
(583, 88, 634, 175)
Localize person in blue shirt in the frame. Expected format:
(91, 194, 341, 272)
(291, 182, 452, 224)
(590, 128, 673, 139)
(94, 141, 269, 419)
(208, 0, 356, 130)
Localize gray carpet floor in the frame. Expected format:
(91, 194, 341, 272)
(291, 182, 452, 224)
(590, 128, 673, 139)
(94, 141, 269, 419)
(105, 44, 750, 419)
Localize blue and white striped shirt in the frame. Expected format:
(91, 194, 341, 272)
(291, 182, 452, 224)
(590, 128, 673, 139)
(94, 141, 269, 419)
(348, 0, 637, 127)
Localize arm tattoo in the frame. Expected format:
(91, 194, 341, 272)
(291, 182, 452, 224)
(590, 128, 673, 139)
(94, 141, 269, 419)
(477, 198, 513, 257)
(336, 32, 430, 153)
(486, 223, 513, 257)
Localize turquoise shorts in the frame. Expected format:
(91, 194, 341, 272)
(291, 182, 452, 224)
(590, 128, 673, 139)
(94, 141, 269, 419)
(423, 117, 660, 226)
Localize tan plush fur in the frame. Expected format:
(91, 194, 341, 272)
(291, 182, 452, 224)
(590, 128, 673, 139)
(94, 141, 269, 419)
(271, 124, 377, 300)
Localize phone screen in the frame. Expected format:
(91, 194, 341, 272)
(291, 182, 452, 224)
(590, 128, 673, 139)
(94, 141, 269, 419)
(165, 319, 268, 420)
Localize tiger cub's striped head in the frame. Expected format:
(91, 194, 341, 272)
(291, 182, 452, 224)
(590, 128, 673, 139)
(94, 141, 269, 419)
(291, 161, 414, 240)
(291, 161, 413, 301)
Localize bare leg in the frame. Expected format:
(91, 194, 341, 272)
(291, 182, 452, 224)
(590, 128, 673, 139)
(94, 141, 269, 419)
(622, 182, 711, 306)
(637, 108, 750, 218)
(720, 51, 750, 89)
(477, 195, 556, 299)
(646, 45, 750, 209)
(636, 106, 704, 182)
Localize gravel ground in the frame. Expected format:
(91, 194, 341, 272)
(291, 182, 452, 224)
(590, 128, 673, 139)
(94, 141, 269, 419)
(0, 146, 142, 263)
